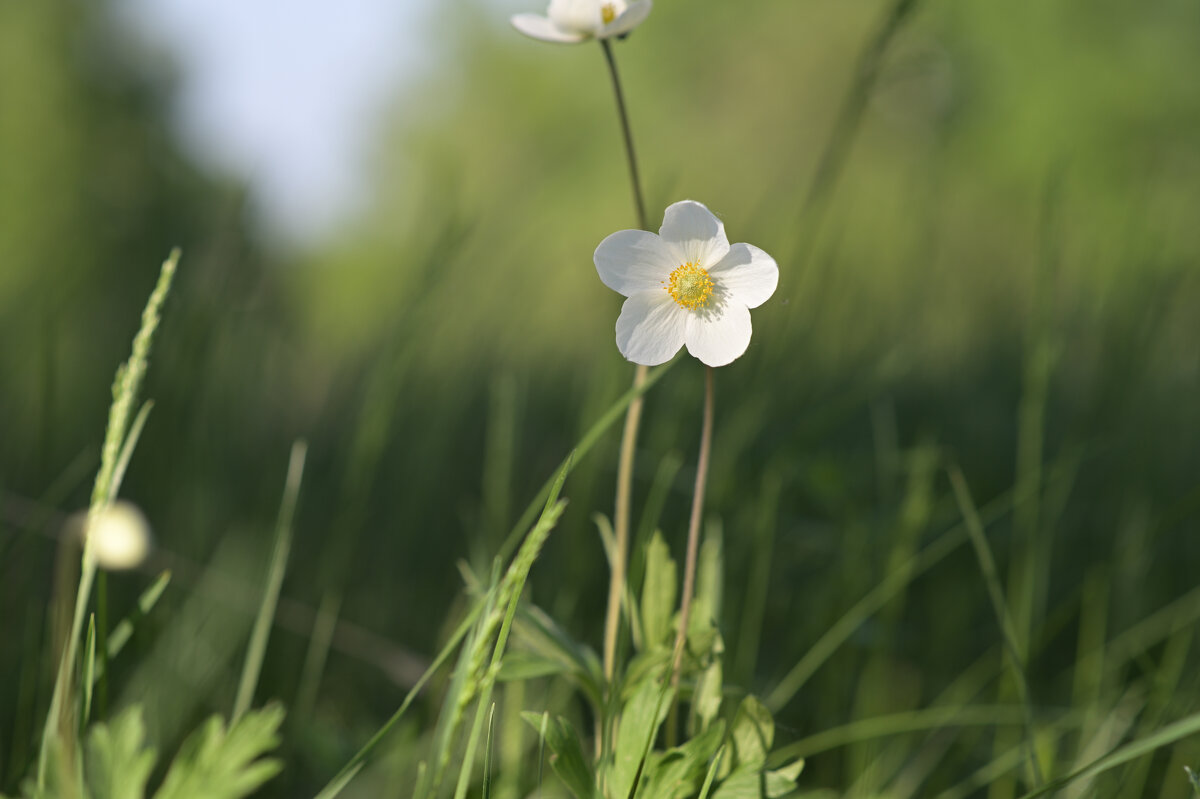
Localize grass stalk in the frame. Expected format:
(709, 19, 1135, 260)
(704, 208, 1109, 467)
(497, 358, 675, 565)
(37, 248, 179, 788)
(233, 439, 307, 723)
(948, 465, 1045, 788)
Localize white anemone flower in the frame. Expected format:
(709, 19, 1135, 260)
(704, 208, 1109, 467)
(511, 0, 652, 44)
(595, 200, 779, 367)
(81, 501, 152, 571)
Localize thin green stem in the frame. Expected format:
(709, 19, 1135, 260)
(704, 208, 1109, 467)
(603, 363, 647, 684)
(38, 250, 178, 788)
(668, 367, 714, 744)
(949, 465, 1045, 789)
(600, 39, 648, 232)
(233, 440, 307, 723)
(96, 570, 109, 720)
(599, 36, 651, 694)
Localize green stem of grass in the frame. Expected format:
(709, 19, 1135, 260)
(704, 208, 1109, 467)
(668, 366, 714, 745)
(949, 465, 1045, 789)
(233, 440, 307, 723)
(37, 249, 179, 788)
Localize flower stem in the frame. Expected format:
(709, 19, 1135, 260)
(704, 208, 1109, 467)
(603, 363, 648, 684)
(599, 37, 651, 689)
(600, 39, 648, 232)
(668, 366, 715, 742)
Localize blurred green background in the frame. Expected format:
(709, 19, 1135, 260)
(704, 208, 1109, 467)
(3, 0, 1200, 795)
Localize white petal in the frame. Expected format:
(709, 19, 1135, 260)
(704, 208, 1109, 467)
(684, 301, 752, 367)
(511, 13, 588, 42)
(708, 242, 778, 309)
(547, 0, 599, 34)
(616, 292, 687, 365)
(602, 0, 652, 37)
(659, 200, 730, 268)
(595, 229, 676, 297)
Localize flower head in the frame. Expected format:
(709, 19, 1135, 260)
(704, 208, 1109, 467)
(511, 0, 652, 44)
(595, 200, 779, 367)
(80, 501, 152, 571)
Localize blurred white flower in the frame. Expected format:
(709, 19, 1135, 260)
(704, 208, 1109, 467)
(511, 0, 652, 44)
(594, 200, 778, 367)
(83, 501, 152, 571)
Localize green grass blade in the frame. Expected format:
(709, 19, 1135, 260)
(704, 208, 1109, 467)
(233, 440, 307, 723)
(496, 358, 676, 564)
(697, 745, 726, 799)
(454, 498, 569, 799)
(313, 599, 486, 799)
(949, 465, 1045, 787)
(104, 571, 171, 662)
(109, 401, 154, 505)
(82, 614, 96, 727)
(770, 706, 1050, 762)
(38, 248, 180, 789)
(765, 519, 968, 713)
(481, 703, 496, 799)
(1016, 711, 1200, 799)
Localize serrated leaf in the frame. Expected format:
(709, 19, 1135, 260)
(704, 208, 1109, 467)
(86, 706, 156, 799)
(610, 676, 673, 799)
(514, 604, 604, 707)
(521, 713, 599, 799)
(636, 719, 725, 799)
(711, 764, 762, 799)
(641, 532, 676, 650)
(730, 697, 773, 770)
(153, 704, 284, 799)
(765, 757, 804, 798)
(675, 596, 722, 669)
(19, 733, 78, 799)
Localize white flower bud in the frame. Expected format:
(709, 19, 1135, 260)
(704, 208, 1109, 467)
(84, 501, 152, 571)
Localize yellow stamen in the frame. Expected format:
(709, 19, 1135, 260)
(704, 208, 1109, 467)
(601, 3, 617, 24)
(663, 262, 714, 310)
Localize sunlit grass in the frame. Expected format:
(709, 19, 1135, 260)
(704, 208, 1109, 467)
(3, 0, 1200, 797)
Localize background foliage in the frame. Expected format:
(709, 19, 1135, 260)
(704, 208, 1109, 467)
(3, 0, 1199, 796)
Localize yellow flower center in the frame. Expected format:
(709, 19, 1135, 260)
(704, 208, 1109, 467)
(663, 262, 714, 310)
(601, 3, 617, 24)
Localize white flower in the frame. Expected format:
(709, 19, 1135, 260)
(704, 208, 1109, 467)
(511, 0, 652, 44)
(594, 200, 779, 367)
(81, 501, 152, 571)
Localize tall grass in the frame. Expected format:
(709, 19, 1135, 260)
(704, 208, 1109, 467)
(3, 0, 1200, 797)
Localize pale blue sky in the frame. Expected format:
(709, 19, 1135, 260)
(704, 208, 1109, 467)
(114, 0, 527, 246)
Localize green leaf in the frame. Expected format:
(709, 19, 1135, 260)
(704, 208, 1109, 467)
(696, 524, 723, 626)
(730, 697, 774, 770)
(692, 658, 723, 734)
(636, 720, 726, 799)
(697, 745, 726, 799)
(521, 713, 599, 799)
(711, 764, 762, 799)
(641, 532, 677, 650)
(82, 615, 96, 727)
(85, 706, 156, 799)
(496, 650, 572, 681)
(764, 757, 804, 798)
(153, 704, 284, 799)
(610, 676, 673, 799)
